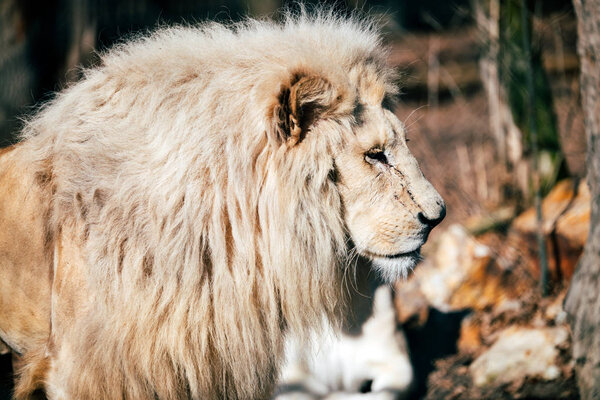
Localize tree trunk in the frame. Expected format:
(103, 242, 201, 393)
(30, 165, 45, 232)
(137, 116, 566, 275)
(474, 0, 523, 167)
(564, 0, 600, 398)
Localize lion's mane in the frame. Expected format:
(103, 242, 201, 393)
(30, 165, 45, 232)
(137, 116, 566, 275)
(15, 12, 390, 399)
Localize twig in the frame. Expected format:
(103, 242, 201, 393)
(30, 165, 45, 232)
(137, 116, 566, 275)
(520, 0, 550, 296)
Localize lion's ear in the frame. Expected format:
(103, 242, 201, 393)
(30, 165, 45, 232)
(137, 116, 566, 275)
(273, 74, 336, 146)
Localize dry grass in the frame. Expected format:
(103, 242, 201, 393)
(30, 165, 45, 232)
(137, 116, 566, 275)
(388, 14, 584, 232)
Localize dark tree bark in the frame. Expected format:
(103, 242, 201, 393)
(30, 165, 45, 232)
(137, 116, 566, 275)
(564, 0, 600, 398)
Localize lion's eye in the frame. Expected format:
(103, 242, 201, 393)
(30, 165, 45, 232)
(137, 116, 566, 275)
(365, 150, 389, 166)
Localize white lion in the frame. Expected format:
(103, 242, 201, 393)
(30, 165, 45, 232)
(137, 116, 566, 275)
(0, 11, 444, 399)
(276, 264, 414, 399)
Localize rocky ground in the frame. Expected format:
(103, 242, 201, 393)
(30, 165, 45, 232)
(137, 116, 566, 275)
(396, 179, 589, 399)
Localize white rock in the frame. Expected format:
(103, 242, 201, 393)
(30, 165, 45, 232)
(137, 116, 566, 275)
(470, 326, 569, 387)
(416, 224, 490, 310)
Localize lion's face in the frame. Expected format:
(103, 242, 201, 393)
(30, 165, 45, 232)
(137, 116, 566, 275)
(272, 67, 444, 281)
(334, 106, 445, 281)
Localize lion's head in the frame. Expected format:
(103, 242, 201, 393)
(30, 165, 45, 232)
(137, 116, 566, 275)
(269, 63, 445, 283)
(335, 100, 446, 282)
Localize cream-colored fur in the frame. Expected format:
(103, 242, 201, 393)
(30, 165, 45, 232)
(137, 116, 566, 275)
(0, 11, 444, 400)
(277, 263, 413, 399)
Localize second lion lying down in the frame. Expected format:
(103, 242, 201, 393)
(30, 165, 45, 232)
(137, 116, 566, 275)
(0, 12, 445, 400)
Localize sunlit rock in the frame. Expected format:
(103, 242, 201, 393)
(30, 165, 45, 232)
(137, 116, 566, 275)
(470, 326, 569, 387)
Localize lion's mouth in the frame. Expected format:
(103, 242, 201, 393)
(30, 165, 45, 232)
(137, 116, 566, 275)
(362, 248, 421, 260)
(365, 248, 423, 282)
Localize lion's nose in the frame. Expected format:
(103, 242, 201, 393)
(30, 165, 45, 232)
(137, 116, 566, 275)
(418, 205, 446, 230)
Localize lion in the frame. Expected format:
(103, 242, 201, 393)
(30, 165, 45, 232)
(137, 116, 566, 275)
(276, 260, 414, 399)
(0, 12, 445, 400)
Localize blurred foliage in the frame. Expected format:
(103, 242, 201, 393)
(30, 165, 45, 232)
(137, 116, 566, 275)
(498, 0, 568, 194)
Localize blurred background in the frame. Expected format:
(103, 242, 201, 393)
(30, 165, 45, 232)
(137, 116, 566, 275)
(0, 0, 588, 399)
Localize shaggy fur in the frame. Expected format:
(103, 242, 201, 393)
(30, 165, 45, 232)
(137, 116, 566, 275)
(1, 10, 445, 400)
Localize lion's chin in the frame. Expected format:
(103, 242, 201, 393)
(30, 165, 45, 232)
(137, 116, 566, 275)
(369, 250, 422, 282)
